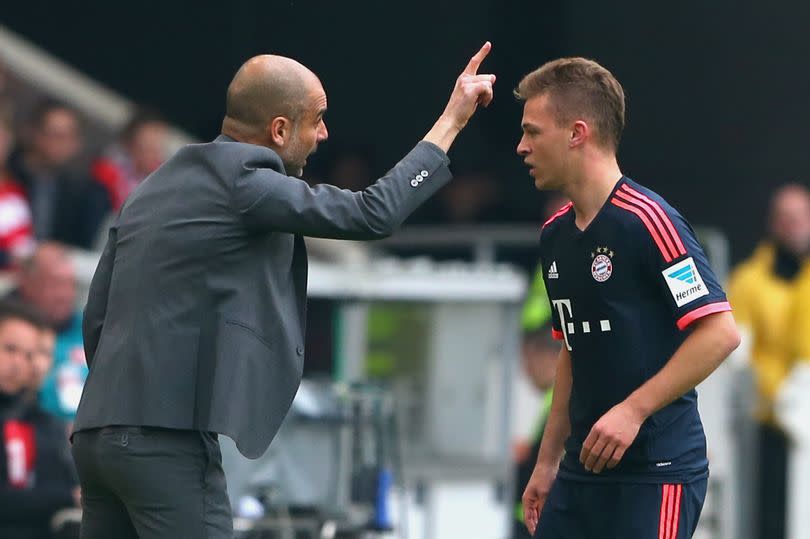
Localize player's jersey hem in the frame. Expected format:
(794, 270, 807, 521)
(557, 466, 709, 484)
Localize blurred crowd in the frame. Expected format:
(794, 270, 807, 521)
(0, 59, 172, 536)
(0, 98, 169, 267)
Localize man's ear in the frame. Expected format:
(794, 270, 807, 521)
(268, 116, 292, 147)
(569, 120, 589, 148)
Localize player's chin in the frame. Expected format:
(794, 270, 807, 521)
(533, 171, 561, 191)
(533, 174, 549, 191)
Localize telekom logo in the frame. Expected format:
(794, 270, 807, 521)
(551, 298, 612, 352)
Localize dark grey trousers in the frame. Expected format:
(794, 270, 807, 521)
(71, 426, 233, 539)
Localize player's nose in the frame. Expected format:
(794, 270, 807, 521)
(517, 136, 529, 156)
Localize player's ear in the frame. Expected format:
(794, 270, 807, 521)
(569, 120, 589, 148)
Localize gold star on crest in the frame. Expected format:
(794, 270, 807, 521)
(592, 246, 615, 258)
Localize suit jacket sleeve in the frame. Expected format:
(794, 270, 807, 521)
(231, 141, 452, 239)
(82, 225, 117, 367)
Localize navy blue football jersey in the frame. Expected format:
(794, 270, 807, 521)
(539, 177, 731, 483)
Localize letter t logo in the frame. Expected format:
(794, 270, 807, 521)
(552, 299, 573, 351)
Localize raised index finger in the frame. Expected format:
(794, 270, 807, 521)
(463, 41, 492, 75)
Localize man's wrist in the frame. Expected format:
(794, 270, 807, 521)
(534, 453, 562, 472)
(625, 391, 654, 421)
(423, 115, 462, 153)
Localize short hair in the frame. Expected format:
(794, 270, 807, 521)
(0, 300, 50, 331)
(514, 57, 626, 151)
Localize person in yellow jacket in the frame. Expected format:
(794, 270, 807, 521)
(774, 260, 810, 539)
(727, 183, 810, 539)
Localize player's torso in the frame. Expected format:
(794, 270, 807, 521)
(543, 206, 678, 407)
(542, 197, 707, 481)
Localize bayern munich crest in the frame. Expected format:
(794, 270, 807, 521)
(591, 246, 614, 282)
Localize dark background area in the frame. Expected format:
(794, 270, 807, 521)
(3, 0, 809, 262)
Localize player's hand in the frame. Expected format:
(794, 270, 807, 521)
(440, 42, 496, 130)
(579, 400, 645, 474)
(522, 464, 557, 536)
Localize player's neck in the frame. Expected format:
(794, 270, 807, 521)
(564, 157, 622, 230)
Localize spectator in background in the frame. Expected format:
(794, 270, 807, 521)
(438, 170, 503, 223)
(0, 111, 35, 269)
(8, 243, 86, 422)
(310, 144, 376, 191)
(727, 183, 810, 539)
(7, 99, 110, 249)
(412, 168, 504, 224)
(91, 107, 169, 211)
(29, 324, 56, 403)
(0, 300, 79, 539)
(0, 58, 16, 119)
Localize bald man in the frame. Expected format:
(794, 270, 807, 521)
(71, 45, 496, 538)
(17, 243, 78, 331)
(12, 243, 87, 421)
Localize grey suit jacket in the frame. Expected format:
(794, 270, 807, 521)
(74, 135, 452, 458)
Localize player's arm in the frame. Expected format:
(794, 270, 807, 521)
(580, 312, 739, 475)
(627, 310, 739, 417)
(522, 344, 571, 535)
(534, 345, 572, 470)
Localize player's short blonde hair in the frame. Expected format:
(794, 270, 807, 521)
(515, 58, 625, 151)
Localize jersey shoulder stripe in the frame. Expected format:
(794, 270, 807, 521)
(613, 189, 682, 261)
(542, 201, 573, 230)
(610, 182, 687, 263)
(619, 183, 686, 255)
(611, 196, 676, 263)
